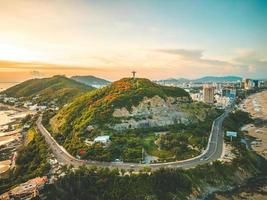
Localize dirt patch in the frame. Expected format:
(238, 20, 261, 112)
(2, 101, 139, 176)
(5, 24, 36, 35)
(0, 160, 11, 174)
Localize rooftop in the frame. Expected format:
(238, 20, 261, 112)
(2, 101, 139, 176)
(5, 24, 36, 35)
(94, 135, 110, 142)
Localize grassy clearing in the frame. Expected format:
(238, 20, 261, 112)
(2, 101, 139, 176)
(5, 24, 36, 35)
(142, 134, 174, 159)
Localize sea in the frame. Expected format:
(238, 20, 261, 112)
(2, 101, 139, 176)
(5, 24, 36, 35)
(0, 82, 18, 92)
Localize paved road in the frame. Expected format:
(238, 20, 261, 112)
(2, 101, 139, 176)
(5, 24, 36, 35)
(36, 110, 229, 171)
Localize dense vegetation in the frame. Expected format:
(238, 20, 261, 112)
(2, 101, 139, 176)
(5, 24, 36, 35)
(44, 167, 193, 200)
(71, 75, 110, 86)
(0, 127, 50, 193)
(75, 108, 220, 163)
(1, 75, 94, 106)
(43, 152, 266, 200)
(223, 110, 253, 132)
(41, 109, 267, 200)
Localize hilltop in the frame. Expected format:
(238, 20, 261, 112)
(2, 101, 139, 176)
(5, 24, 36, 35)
(50, 77, 190, 134)
(71, 75, 110, 88)
(2, 75, 94, 106)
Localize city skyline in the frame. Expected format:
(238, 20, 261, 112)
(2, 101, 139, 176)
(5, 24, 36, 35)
(0, 0, 266, 82)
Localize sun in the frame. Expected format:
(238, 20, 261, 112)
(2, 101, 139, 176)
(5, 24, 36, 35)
(0, 43, 41, 62)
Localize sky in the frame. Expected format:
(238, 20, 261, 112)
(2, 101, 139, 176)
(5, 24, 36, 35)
(0, 0, 266, 82)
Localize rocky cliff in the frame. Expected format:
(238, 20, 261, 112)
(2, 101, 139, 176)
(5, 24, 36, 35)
(112, 95, 193, 130)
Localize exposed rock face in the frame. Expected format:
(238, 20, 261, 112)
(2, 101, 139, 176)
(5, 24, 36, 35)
(112, 95, 193, 131)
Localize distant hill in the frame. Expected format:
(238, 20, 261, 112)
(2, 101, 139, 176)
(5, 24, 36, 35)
(193, 76, 242, 83)
(2, 75, 94, 106)
(155, 78, 190, 85)
(158, 76, 242, 84)
(71, 75, 110, 88)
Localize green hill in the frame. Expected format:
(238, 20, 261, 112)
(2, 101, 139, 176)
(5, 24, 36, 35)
(50, 78, 190, 135)
(71, 75, 110, 87)
(2, 75, 94, 106)
(49, 78, 222, 162)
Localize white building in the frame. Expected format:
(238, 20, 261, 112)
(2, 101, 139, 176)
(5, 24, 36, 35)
(4, 97, 17, 103)
(86, 125, 94, 132)
(190, 93, 202, 102)
(94, 136, 110, 144)
(23, 101, 33, 108)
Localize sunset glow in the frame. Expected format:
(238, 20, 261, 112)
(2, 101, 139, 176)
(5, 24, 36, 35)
(0, 0, 266, 82)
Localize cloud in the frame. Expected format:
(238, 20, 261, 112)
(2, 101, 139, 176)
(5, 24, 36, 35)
(0, 48, 266, 80)
(155, 48, 236, 69)
(232, 50, 267, 78)
(155, 49, 203, 59)
(154, 48, 267, 79)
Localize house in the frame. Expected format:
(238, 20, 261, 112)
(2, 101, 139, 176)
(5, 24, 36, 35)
(94, 136, 110, 144)
(38, 105, 47, 110)
(3, 97, 17, 104)
(29, 104, 38, 111)
(23, 124, 31, 130)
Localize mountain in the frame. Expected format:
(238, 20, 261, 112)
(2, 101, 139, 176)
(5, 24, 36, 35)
(155, 78, 190, 85)
(50, 78, 191, 138)
(157, 76, 242, 85)
(2, 75, 94, 106)
(193, 76, 242, 83)
(71, 75, 110, 88)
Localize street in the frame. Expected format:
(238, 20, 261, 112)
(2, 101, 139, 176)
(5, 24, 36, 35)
(36, 110, 229, 171)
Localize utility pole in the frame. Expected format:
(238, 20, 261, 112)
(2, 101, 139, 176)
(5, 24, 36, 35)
(132, 71, 136, 79)
(141, 147, 144, 164)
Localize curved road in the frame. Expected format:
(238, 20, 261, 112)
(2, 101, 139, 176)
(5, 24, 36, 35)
(37, 109, 229, 171)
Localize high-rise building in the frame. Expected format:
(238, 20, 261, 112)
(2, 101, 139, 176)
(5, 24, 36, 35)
(203, 84, 215, 104)
(243, 79, 253, 90)
(253, 80, 259, 88)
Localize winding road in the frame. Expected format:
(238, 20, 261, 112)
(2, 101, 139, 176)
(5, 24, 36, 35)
(36, 109, 229, 171)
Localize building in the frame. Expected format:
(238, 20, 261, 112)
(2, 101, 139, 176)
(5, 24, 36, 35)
(203, 84, 215, 104)
(243, 78, 253, 90)
(3, 97, 17, 104)
(253, 80, 259, 88)
(0, 176, 48, 200)
(86, 125, 94, 132)
(222, 88, 236, 99)
(215, 95, 231, 108)
(94, 135, 110, 144)
(190, 92, 202, 102)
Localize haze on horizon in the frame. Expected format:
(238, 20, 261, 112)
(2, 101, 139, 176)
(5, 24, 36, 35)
(0, 0, 266, 82)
